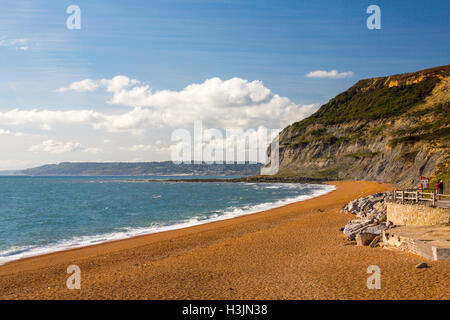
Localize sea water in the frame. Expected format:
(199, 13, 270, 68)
(0, 176, 335, 265)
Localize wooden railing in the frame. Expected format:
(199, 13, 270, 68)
(437, 193, 450, 201)
(393, 190, 450, 206)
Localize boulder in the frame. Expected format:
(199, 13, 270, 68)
(376, 211, 387, 222)
(342, 192, 392, 243)
(369, 235, 380, 248)
(373, 201, 385, 212)
(363, 224, 388, 235)
(361, 200, 374, 212)
(343, 222, 364, 240)
(356, 232, 377, 246)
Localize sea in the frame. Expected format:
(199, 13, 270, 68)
(0, 176, 335, 265)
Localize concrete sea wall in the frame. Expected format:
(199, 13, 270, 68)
(387, 202, 450, 226)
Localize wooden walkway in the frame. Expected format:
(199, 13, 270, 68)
(393, 190, 450, 209)
(437, 200, 450, 209)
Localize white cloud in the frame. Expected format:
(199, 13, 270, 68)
(10, 38, 28, 45)
(106, 77, 274, 109)
(100, 75, 140, 93)
(55, 76, 318, 130)
(0, 128, 25, 136)
(306, 69, 354, 79)
(0, 37, 31, 51)
(57, 75, 139, 93)
(0, 109, 105, 130)
(0, 159, 51, 171)
(57, 79, 100, 92)
(125, 144, 172, 153)
(83, 147, 103, 154)
(129, 144, 154, 152)
(28, 140, 102, 154)
(2, 77, 319, 137)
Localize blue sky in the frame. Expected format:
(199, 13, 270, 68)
(0, 0, 449, 169)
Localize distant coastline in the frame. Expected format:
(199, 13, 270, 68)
(0, 171, 15, 176)
(11, 161, 263, 177)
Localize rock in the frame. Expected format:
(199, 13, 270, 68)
(364, 224, 388, 235)
(356, 211, 365, 218)
(342, 192, 392, 242)
(373, 202, 384, 211)
(343, 219, 381, 240)
(376, 211, 387, 222)
(416, 262, 428, 269)
(343, 222, 364, 240)
(361, 217, 375, 225)
(371, 196, 384, 203)
(348, 200, 358, 212)
(356, 232, 377, 246)
(369, 235, 380, 248)
(361, 200, 374, 212)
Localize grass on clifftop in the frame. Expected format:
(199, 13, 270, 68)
(293, 76, 441, 131)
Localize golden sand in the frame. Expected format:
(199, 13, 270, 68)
(0, 181, 448, 299)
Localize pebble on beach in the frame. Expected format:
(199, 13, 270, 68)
(416, 262, 428, 269)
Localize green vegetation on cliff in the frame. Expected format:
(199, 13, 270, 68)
(296, 76, 439, 129)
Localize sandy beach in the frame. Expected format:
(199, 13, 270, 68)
(0, 180, 448, 300)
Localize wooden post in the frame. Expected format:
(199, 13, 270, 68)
(432, 193, 435, 206)
(415, 191, 419, 203)
(401, 191, 404, 204)
(393, 190, 396, 201)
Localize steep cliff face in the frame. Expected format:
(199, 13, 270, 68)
(273, 66, 450, 187)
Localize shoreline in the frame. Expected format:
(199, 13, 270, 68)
(0, 182, 335, 266)
(1, 181, 449, 300)
(142, 176, 332, 183)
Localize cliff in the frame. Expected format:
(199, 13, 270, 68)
(272, 65, 450, 187)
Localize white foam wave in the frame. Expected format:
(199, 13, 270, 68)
(0, 183, 335, 266)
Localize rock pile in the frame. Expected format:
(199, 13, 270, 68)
(341, 192, 394, 246)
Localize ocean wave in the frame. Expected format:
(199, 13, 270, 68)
(0, 183, 335, 266)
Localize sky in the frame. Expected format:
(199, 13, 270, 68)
(0, 0, 449, 170)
